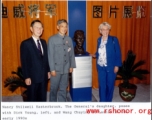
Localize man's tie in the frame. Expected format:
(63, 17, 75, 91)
(37, 40, 42, 56)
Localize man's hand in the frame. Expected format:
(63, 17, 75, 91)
(25, 78, 31, 85)
(48, 72, 51, 79)
(69, 68, 73, 73)
(51, 71, 56, 77)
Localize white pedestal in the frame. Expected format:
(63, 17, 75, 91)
(70, 55, 92, 101)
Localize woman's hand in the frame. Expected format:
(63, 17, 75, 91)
(90, 54, 96, 58)
(51, 71, 56, 77)
(114, 66, 119, 73)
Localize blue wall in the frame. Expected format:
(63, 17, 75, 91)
(68, 1, 86, 51)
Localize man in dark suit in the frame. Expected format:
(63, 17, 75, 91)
(20, 20, 50, 101)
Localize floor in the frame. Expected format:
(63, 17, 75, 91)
(2, 84, 150, 102)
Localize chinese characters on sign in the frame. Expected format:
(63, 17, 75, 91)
(93, 5, 146, 18)
(2, 3, 146, 19)
(2, 3, 57, 18)
(123, 6, 133, 18)
(109, 5, 119, 18)
(14, 4, 25, 18)
(45, 4, 56, 18)
(2, 3, 8, 18)
(28, 4, 40, 18)
(136, 6, 146, 18)
(93, 6, 102, 18)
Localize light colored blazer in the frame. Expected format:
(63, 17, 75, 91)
(48, 33, 76, 74)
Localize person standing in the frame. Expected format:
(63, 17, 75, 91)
(20, 19, 50, 101)
(91, 22, 122, 102)
(48, 19, 76, 102)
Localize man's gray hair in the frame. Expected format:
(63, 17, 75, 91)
(98, 22, 111, 30)
(57, 19, 68, 25)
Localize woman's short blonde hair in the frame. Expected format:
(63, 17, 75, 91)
(98, 22, 111, 30)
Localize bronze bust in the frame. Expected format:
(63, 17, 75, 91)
(73, 30, 85, 55)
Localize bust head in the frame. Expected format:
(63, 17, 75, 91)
(73, 30, 85, 55)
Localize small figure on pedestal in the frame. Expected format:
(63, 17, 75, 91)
(73, 30, 86, 55)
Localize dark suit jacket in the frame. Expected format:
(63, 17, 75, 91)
(95, 35, 122, 71)
(20, 37, 50, 83)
